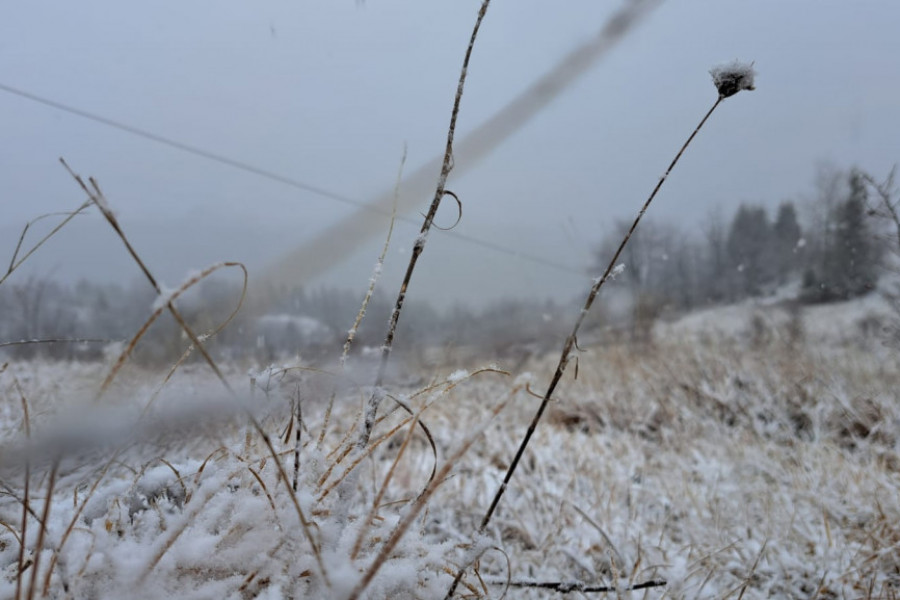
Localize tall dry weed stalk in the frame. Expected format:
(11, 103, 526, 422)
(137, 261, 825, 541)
(358, 0, 492, 449)
(445, 60, 756, 598)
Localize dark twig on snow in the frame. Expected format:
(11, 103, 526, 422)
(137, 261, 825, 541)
(488, 578, 667, 594)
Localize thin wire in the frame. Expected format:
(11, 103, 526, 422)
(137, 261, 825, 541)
(0, 81, 588, 277)
(0, 82, 366, 210)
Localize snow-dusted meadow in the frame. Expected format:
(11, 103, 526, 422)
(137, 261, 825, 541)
(2, 297, 899, 599)
(1, 7, 896, 595)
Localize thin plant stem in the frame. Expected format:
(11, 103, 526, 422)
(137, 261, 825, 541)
(342, 146, 405, 370)
(480, 94, 722, 529)
(14, 380, 31, 600)
(0, 203, 91, 287)
(358, 0, 492, 450)
(317, 147, 405, 451)
(26, 457, 58, 600)
(293, 398, 302, 493)
(0, 338, 113, 349)
(445, 95, 725, 599)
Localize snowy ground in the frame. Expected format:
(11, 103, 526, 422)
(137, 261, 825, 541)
(1, 298, 899, 599)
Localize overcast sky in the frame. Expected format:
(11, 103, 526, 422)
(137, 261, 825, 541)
(2, 1, 899, 307)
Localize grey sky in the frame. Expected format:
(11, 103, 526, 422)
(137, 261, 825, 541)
(2, 1, 898, 307)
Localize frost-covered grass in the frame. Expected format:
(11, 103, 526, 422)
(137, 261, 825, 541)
(2, 309, 899, 599)
(1, 3, 894, 597)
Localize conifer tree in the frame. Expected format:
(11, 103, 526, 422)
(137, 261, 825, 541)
(772, 201, 803, 281)
(824, 172, 880, 299)
(803, 171, 880, 301)
(726, 204, 773, 297)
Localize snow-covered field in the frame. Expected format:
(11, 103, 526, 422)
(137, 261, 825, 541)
(1, 299, 899, 599)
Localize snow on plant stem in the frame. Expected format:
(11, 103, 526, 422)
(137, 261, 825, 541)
(445, 61, 758, 598)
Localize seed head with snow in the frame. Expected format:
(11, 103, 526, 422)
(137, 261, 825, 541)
(710, 60, 756, 98)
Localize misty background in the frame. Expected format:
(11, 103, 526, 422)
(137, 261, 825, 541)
(2, 1, 899, 323)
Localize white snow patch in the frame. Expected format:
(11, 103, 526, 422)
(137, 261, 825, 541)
(447, 369, 469, 383)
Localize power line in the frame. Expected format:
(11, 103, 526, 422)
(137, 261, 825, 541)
(0, 82, 372, 211)
(0, 81, 589, 277)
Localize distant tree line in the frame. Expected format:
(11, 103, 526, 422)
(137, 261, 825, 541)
(0, 275, 571, 364)
(1, 165, 892, 363)
(593, 166, 886, 319)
